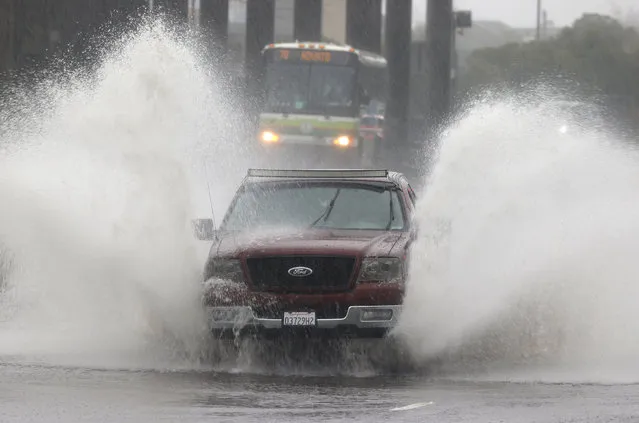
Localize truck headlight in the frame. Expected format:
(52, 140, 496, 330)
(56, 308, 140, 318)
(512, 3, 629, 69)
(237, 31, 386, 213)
(204, 258, 245, 283)
(357, 257, 403, 284)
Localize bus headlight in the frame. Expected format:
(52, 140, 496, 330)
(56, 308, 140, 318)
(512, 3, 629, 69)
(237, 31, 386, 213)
(261, 131, 279, 143)
(333, 135, 351, 147)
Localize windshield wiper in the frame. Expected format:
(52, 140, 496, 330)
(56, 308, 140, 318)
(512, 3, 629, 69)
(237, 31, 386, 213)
(385, 189, 395, 230)
(309, 188, 341, 227)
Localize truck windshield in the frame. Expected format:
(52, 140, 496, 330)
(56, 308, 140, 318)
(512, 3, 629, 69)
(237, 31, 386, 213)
(264, 64, 356, 117)
(222, 183, 405, 232)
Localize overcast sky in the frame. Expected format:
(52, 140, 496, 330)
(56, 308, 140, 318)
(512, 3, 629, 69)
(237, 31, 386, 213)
(413, 0, 637, 28)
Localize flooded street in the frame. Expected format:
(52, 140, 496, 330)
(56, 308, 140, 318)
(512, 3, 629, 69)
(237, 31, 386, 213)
(2, 9, 639, 423)
(3, 362, 639, 422)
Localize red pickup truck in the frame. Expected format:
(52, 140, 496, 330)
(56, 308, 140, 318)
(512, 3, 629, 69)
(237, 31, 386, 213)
(194, 168, 418, 340)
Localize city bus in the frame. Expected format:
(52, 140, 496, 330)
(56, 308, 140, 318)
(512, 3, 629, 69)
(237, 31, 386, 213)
(256, 41, 388, 166)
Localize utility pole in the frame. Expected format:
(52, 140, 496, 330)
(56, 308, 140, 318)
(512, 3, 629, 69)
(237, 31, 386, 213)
(536, 0, 541, 40)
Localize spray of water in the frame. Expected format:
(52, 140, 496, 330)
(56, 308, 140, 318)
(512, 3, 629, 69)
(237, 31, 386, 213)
(0, 17, 253, 369)
(0, 13, 411, 377)
(5, 13, 639, 382)
(396, 87, 639, 383)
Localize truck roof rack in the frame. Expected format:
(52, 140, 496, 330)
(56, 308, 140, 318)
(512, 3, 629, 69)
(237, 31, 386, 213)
(246, 169, 389, 179)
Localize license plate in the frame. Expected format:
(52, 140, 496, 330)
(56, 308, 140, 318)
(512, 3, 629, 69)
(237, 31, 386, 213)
(282, 311, 316, 327)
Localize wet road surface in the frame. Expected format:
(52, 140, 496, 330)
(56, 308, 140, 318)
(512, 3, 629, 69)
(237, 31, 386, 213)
(2, 361, 639, 422)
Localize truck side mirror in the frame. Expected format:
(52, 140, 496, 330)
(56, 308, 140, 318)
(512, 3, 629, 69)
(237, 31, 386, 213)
(191, 218, 217, 241)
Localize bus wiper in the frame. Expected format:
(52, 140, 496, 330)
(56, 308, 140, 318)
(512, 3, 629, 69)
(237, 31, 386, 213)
(309, 188, 341, 227)
(385, 189, 395, 230)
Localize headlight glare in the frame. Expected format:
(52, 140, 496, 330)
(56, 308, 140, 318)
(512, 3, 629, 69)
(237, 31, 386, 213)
(333, 135, 351, 147)
(261, 130, 279, 143)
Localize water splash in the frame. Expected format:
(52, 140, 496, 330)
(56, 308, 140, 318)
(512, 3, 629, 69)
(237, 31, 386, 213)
(0, 14, 414, 376)
(0, 17, 249, 370)
(397, 87, 639, 383)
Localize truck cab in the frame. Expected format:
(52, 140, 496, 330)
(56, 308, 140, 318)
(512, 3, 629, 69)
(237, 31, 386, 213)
(195, 169, 417, 340)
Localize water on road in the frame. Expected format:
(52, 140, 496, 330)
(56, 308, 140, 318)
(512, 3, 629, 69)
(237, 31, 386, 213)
(3, 362, 639, 423)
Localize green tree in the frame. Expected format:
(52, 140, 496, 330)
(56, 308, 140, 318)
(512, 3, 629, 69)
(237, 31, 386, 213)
(458, 13, 639, 128)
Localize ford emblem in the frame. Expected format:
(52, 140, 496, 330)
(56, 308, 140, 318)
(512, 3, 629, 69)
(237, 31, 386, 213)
(288, 266, 313, 277)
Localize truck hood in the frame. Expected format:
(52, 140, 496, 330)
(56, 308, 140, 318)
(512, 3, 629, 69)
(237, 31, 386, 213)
(214, 228, 406, 258)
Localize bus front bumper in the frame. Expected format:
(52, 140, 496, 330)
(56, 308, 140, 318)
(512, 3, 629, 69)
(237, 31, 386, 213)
(260, 133, 360, 148)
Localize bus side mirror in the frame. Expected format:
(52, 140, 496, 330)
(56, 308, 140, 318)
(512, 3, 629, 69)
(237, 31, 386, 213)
(359, 87, 370, 104)
(192, 219, 217, 241)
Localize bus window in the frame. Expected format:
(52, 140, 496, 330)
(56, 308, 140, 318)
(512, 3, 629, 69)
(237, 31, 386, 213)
(264, 62, 356, 117)
(264, 64, 311, 113)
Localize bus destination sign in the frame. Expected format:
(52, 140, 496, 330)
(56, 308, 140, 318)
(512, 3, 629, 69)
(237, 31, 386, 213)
(266, 49, 353, 66)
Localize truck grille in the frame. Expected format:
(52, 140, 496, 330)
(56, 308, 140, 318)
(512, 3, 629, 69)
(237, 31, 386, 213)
(246, 256, 356, 293)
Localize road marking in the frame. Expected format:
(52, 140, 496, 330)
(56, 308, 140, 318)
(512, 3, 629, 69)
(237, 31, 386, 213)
(390, 402, 434, 411)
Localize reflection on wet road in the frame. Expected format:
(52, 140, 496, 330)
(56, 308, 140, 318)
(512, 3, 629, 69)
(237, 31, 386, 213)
(3, 363, 639, 422)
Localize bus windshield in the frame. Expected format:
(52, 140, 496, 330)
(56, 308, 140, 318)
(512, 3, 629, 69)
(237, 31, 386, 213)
(264, 63, 356, 117)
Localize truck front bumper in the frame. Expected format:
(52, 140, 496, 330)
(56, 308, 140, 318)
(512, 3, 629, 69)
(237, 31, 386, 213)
(207, 305, 402, 339)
